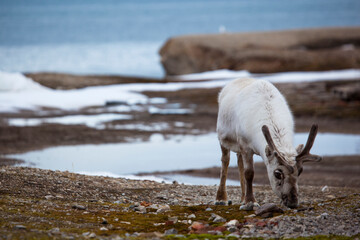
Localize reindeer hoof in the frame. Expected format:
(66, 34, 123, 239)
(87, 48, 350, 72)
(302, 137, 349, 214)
(240, 202, 259, 211)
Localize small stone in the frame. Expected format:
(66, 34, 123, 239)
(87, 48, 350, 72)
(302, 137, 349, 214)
(164, 228, 178, 235)
(228, 200, 233, 205)
(168, 216, 178, 223)
(156, 204, 170, 213)
(255, 203, 284, 216)
(228, 232, 241, 238)
(50, 227, 60, 234)
(225, 219, 239, 227)
(245, 214, 256, 218)
(215, 201, 226, 206)
(14, 225, 26, 230)
(205, 207, 213, 211)
(214, 216, 226, 223)
(134, 205, 147, 213)
(321, 185, 329, 192)
(316, 212, 329, 220)
(72, 204, 86, 210)
(190, 221, 205, 231)
(157, 195, 168, 200)
(45, 195, 54, 200)
(100, 227, 108, 231)
(228, 226, 238, 233)
(101, 218, 108, 225)
(188, 214, 196, 219)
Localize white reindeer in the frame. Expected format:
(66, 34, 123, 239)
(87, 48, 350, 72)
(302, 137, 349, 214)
(216, 78, 322, 210)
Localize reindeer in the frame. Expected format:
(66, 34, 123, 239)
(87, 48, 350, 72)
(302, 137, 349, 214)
(216, 78, 322, 210)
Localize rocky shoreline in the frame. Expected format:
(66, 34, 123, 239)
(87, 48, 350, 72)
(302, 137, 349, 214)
(0, 70, 359, 239)
(0, 167, 359, 239)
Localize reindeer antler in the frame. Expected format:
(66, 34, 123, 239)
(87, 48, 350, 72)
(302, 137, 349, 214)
(262, 125, 294, 173)
(262, 125, 279, 153)
(296, 124, 322, 163)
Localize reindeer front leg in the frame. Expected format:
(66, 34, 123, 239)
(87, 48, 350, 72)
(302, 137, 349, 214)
(215, 145, 230, 205)
(240, 151, 260, 210)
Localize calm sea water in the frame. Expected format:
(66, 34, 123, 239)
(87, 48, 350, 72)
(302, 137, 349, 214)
(1, 0, 360, 76)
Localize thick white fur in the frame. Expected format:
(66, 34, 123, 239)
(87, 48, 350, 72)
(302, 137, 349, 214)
(217, 78, 297, 166)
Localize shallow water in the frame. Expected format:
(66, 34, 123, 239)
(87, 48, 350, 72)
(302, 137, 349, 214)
(11, 133, 360, 184)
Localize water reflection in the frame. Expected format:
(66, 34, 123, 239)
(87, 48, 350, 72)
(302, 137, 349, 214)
(10, 133, 360, 178)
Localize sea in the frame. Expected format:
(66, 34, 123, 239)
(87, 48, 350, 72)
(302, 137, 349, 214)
(1, 0, 360, 77)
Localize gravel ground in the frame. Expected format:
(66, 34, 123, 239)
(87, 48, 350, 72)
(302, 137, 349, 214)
(0, 167, 359, 239)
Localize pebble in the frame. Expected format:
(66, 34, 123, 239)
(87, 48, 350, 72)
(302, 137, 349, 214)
(188, 214, 196, 219)
(225, 219, 239, 227)
(156, 204, 170, 213)
(190, 221, 206, 231)
(168, 216, 178, 223)
(134, 205, 147, 213)
(316, 212, 329, 220)
(50, 227, 60, 234)
(45, 195, 54, 200)
(255, 203, 284, 216)
(210, 213, 226, 223)
(99, 227, 108, 231)
(14, 225, 26, 230)
(164, 228, 178, 235)
(72, 204, 86, 210)
(205, 207, 213, 211)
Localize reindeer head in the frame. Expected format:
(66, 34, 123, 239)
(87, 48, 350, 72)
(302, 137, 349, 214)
(262, 125, 322, 208)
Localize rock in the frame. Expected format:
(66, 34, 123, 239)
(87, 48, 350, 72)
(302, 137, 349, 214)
(164, 228, 178, 235)
(205, 207, 213, 211)
(316, 212, 329, 220)
(45, 195, 54, 200)
(190, 221, 206, 231)
(228, 232, 241, 238)
(50, 227, 60, 234)
(213, 215, 226, 223)
(159, 27, 360, 75)
(228, 226, 238, 233)
(188, 214, 196, 219)
(134, 205, 147, 213)
(168, 216, 178, 223)
(225, 219, 239, 227)
(156, 204, 170, 213)
(100, 227, 108, 231)
(321, 185, 329, 192)
(255, 203, 284, 216)
(14, 225, 26, 230)
(332, 83, 360, 101)
(209, 213, 226, 223)
(72, 204, 86, 210)
(82, 232, 96, 238)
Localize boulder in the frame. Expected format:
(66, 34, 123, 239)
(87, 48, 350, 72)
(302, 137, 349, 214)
(159, 27, 360, 76)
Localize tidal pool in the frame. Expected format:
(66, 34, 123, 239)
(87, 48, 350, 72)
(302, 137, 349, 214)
(10, 133, 360, 184)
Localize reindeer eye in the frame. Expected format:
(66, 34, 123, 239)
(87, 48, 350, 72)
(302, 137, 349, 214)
(274, 169, 283, 180)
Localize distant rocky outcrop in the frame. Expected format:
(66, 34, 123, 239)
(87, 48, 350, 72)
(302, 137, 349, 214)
(159, 27, 360, 76)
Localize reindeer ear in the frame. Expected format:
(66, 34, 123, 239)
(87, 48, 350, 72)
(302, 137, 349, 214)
(265, 145, 272, 158)
(301, 154, 322, 163)
(296, 144, 304, 154)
